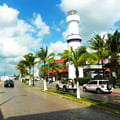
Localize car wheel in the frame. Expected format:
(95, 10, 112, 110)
(107, 84, 112, 90)
(56, 85, 59, 90)
(73, 89, 76, 93)
(83, 87, 87, 92)
(96, 88, 101, 94)
(63, 86, 67, 92)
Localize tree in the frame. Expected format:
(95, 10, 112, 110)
(48, 58, 66, 81)
(23, 53, 35, 75)
(59, 46, 97, 78)
(59, 46, 90, 98)
(22, 53, 35, 86)
(106, 30, 120, 78)
(89, 34, 109, 76)
(16, 60, 28, 77)
(35, 47, 55, 90)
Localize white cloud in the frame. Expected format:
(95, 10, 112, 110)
(60, 0, 120, 41)
(32, 13, 50, 37)
(0, 3, 18, 27)
(0, 4, 50, 75)
(48, 41, 67, 57)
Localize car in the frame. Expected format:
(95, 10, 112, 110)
(4, 80, 14, 87)
(56, 79, 77, 92)
(83, 80, 113, 94)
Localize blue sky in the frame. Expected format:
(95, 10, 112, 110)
(0, 0, 120, 75)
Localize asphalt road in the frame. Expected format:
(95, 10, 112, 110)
(0, 80, 120, 120)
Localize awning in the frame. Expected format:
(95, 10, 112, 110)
(104, 68, 110, 71)
(49, 69, 68, 73)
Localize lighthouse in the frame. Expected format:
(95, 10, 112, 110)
(66, 10, 83, 79)
(66, 10, 81, 50)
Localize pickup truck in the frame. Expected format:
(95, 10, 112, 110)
(56, 79, 77, 92)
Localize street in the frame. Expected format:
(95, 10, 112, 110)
(0, 80, 120, 120)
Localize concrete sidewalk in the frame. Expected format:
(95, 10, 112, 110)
(112, 88, 120, 95)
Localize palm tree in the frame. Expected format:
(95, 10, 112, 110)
(59, 46, 97, 78)
(89, 34, 109, 77)
(35, 47, 55, 90)
(48, 59, 66, 81)
(16, 60, 28, 78)
(23, 53, 35, 74)
(23, 53, 35, 86)
(106, 30, 120, 78)
(59, 46, 91, 98)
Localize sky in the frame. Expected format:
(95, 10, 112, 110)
(0, 0, 120, 75)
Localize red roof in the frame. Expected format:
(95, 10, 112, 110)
(49, 69, 68, 73)
(104, 68, 110, 71)
(54, 59, 65, 63)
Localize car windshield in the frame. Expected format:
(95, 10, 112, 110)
(99, 81, 110, 85)
(5, 80, 13, 83)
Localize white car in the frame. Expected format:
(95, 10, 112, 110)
(56, 79, 77, 92)
(83, 80, 113, 94)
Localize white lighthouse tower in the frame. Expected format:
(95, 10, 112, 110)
(66, 10, 83, 79)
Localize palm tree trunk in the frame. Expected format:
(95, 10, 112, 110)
(43, 61, 47, 90)
(77, 81, 80, 98)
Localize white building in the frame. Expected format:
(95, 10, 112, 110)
(66, 10, 83, 79)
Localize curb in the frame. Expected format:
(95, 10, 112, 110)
(112, 92, 120, 95)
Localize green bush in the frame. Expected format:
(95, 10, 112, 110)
(75, 77, 92, 85)
(116, 80, 120, 88)
(109, 77, 117, 88)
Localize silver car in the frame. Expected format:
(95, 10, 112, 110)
(83, 80, 113, 94)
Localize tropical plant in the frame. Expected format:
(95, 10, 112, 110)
(59, 46, 98, 78)
(89, 34, 109, 76)
(23, 53, 35, 75)
(48, 59, 67, 81)
(59, 46, 92, 98)
(106, 30, 120, 77)
(21, 53, 36, 86)
(16, 60, 28, 77)
(35, 47, 55, 90)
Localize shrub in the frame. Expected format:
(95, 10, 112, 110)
(75, 77, 92, 85)
(116, 80, 120, 88)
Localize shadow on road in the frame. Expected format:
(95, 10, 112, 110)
(0, 109, 4, 120)
(6, 106, 120, 120)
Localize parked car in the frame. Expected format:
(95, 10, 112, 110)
(83, 80, 113, 94)
(4, 80, 14, 87)
(56, 79, 77, 92)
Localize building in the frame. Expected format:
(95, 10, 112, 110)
(66, 10, 83, 79)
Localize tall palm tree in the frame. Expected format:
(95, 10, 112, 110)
(35, 47, 55, 90)
(59, 46, 97, 78)
(106, 30, 120, 77)
(48, 59, 66, 81)
(22, 53, 35, 86)
(16, 60, 28, 77)
(59, 46, 91, 98)
(23, 53, 35, 75)
(89, 34, 109, 76)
